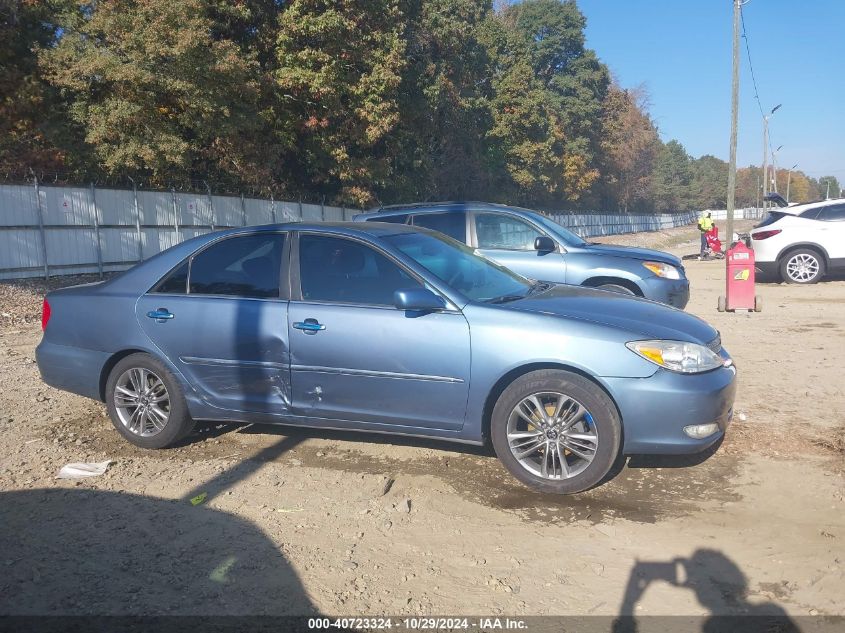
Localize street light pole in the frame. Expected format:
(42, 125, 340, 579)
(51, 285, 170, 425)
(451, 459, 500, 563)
(726, 0, 741, 246)
(786, 163, 798, 203)
(761, 104, 781, 211)
(771, 145, 783, 193)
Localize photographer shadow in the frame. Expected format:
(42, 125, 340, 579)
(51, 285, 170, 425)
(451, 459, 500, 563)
(612, 549, 800, 633)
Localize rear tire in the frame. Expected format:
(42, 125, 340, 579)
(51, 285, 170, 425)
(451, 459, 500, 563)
(780, 249, 824, 284)
(105, 353, 194, 449)
(490, 370, 621, 494)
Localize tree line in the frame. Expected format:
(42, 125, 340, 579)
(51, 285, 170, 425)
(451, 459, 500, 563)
(1, 0, 839, 209)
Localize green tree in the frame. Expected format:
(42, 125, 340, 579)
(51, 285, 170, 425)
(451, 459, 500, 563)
(0, 0, 83, 175)
(382, 0, 494, 202)
(691, 155, 728, 210)
(597, 84, 660, 212)
(652, 140, 693, 212)
(275, 0, 407, 206)
(817, 175, 841, 199)
(39, 0, 267, 187)
(500, 0, 609, 201)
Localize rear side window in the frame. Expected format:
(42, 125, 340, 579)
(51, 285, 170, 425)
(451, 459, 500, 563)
(411, 213, 467, 242)
(156, 261, 188, 294)
(799, 208, 822, 220)
(755, 212, 786, 228)
(190, 234, 285, 298)
(299, 235, 421, 305)
(815, 204, 845, 221)
(155, 234, 285, 298)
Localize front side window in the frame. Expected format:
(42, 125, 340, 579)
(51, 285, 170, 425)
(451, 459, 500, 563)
(412, 212, 467, 242)
(475, 213, 544, 251)
(299, 235, 421, 305)
(189, 234, 285, 298)
(385, 231, 532, 302)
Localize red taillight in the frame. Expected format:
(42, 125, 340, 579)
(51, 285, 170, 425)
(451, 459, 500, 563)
(41, 298, 51, 331)
(752, 229, 782, 240)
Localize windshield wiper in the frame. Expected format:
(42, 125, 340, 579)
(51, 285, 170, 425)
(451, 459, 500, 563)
(527, 281, 552, 295)
(486, 294, 525, 304)
(486, 281, 551, 304)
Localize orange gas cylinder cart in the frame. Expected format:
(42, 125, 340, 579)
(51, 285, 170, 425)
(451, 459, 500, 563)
(718, 241, 761, 312)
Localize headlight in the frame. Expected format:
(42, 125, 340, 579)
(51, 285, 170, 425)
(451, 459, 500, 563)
(626, 340, 726, 374)
(642, 261, 681, 280)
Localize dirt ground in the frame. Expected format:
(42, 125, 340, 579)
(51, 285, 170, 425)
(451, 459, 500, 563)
(0, 220, 843, 620)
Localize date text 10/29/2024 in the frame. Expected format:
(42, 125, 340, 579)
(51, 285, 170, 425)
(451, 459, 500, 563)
(308, 618, 528, 630)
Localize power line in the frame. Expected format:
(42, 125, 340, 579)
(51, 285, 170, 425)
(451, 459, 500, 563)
(739, 5, 765, 119)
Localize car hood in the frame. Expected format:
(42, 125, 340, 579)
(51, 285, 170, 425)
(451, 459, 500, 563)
(584, 243, 682, 267)
(507, 284, 717, 344)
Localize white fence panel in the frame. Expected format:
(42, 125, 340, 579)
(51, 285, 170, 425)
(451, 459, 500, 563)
(2, 181, 719, 280)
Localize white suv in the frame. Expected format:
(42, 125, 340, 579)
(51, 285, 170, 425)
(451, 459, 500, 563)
(750, 198, 845, 283)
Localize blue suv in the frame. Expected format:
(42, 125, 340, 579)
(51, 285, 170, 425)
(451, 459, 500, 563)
(354, 202, 690, 309)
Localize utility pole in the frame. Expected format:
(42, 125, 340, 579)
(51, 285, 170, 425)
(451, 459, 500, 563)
(726, 0, 741, 246)
(826, 179, 831, 200)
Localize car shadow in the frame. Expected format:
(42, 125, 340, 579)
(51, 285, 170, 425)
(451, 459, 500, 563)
(233, 422, 495, 457)
(0, 488, 317, 616)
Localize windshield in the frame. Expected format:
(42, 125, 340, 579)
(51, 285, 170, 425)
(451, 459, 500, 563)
(385, 231, 533, 302)
(529, 213, 587, 247)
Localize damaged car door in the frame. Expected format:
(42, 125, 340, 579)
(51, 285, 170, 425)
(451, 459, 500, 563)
(136, 232, 291, 417)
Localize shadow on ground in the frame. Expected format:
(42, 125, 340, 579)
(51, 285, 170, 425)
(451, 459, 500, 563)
(0, 488, 316, 616)
(612, 548, 801, 633)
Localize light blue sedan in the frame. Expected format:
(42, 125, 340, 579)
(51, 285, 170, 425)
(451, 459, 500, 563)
(36, 222, 736, 494)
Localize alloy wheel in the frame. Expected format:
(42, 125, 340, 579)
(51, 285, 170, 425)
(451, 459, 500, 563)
(113, 367, 171, 437)
(786, 253, 819, 283)
(506, 392, 598, 480)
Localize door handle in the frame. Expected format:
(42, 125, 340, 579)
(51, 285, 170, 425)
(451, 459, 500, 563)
(293, 318, 325, 333)
(146, 308, 174, 322)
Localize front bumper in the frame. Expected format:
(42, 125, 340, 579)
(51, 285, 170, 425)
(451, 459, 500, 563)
(640, 277, 691, 310)
(603, 363, 737, 455)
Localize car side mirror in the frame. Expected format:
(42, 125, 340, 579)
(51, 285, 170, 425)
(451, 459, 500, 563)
(534, 236, 556, 253)
(393, 288, 447, 312)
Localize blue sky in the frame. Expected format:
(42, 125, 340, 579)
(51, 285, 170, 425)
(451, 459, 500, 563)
(576, 0, 845, 179)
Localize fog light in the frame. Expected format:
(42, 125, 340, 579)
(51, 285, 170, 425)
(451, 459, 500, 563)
(683, 423, 719, 439)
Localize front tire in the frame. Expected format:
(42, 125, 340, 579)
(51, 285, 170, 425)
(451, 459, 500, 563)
(490, 370, 621, 494)
(780, 249, 824, 284)
(105, 353, 194, 449)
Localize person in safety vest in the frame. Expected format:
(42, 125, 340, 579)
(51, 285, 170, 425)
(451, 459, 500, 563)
(697, 212, 714, 257)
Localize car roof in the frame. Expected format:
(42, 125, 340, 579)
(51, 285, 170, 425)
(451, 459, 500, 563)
(773, 197, 845, 216)
(358, 201, 542, 219)
(212, 221, 424, 238)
